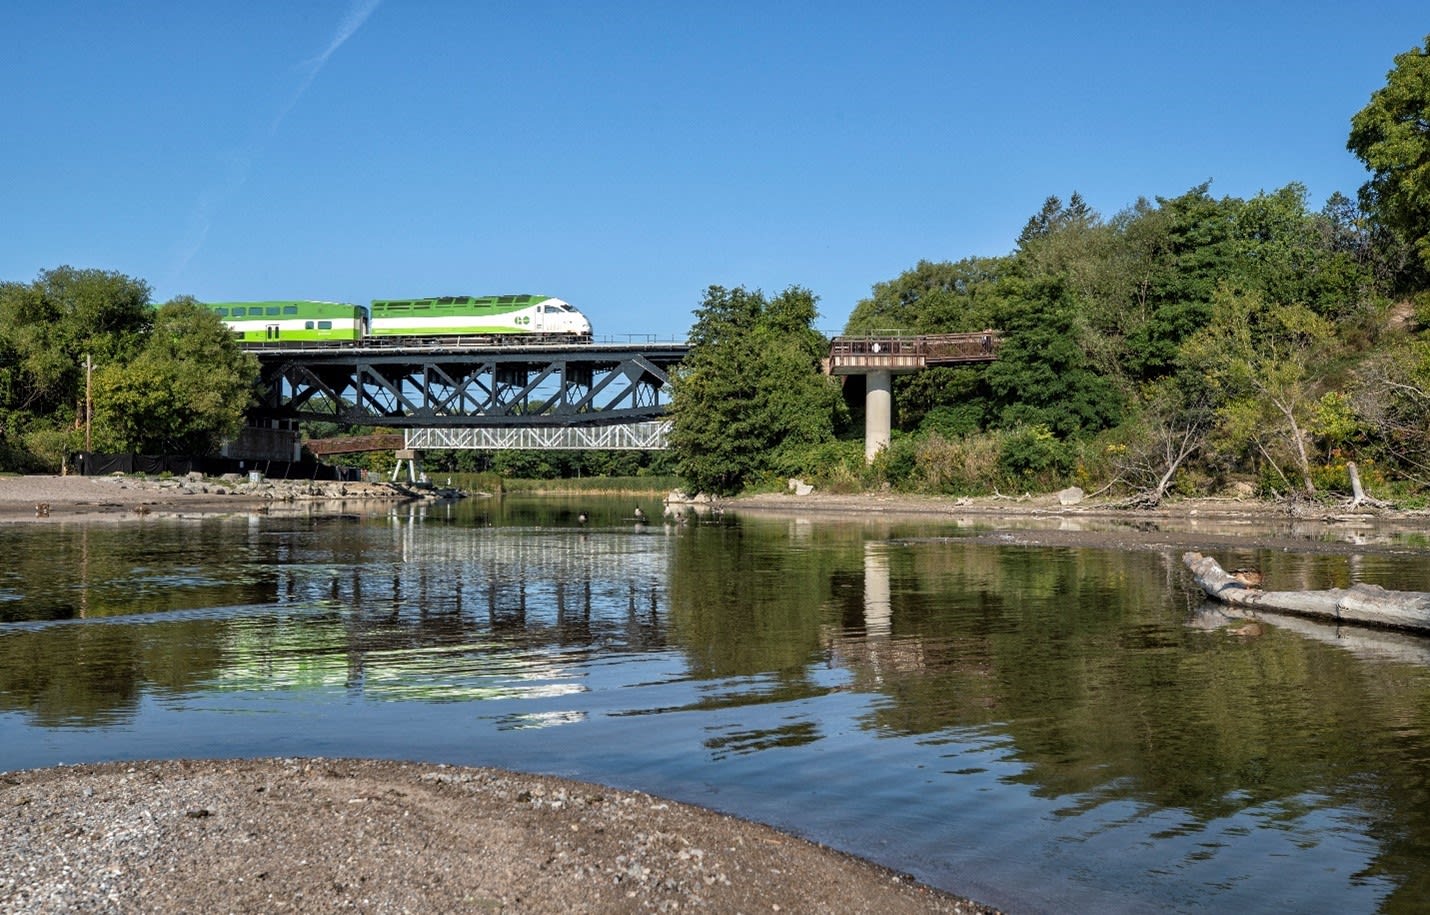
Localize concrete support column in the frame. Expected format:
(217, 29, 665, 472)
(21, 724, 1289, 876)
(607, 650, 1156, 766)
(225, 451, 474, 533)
(392, 449, 422, 483)
(864, 370, 892, 462)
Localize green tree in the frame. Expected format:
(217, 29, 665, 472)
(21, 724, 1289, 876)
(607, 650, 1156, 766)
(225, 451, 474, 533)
(1184, 287, 1336, 495)
(0, 267, 151, 417)
(1348, 35, 1430, 280)
(1115, 184, 1244, 380)
(983, 275, 1124, 437)
(0, 267, 154, 468)
(668, 285, 846, 495)
(844, 257, 1004, 335)
(91, 298, 258, 454)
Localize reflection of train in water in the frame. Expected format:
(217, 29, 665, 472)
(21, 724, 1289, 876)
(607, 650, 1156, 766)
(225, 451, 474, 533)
(204, 294, 594, 345)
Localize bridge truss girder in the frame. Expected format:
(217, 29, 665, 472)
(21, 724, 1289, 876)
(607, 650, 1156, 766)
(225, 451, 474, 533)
(253, 345, 685, 429)
(406, 421, 670, 451)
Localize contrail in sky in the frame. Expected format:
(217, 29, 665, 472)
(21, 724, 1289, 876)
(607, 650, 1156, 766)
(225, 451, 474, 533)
(273, 0, 383, 135)
(167, 0, 383, 290)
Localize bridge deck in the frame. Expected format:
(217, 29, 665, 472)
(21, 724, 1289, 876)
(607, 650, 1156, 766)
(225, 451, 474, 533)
(827, 332, 999, 374)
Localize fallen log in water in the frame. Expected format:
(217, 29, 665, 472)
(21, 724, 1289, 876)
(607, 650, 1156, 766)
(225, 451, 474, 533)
(1183, 551, 1430, 634)
(1190, 601, 1430, 666)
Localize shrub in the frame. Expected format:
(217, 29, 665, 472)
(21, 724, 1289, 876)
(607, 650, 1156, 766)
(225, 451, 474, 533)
(997, 425, 1074, 490)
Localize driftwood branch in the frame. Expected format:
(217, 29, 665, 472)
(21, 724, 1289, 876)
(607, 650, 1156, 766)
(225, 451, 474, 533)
(1183, 551, 1430, 634)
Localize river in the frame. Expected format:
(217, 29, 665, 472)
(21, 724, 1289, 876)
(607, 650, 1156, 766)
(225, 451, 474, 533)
(3, 495, 1430, 913)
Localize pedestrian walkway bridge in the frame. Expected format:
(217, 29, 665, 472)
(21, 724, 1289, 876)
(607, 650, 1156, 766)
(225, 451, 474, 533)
(826, 332, 1000, 460)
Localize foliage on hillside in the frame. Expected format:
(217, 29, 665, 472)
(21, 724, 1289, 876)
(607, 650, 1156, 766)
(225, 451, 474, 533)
(668, 35, 1430, 503)
(825, 177, 1430, 503)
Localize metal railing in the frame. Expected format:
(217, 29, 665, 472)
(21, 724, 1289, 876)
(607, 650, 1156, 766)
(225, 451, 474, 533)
(829, 331, 1000, 364)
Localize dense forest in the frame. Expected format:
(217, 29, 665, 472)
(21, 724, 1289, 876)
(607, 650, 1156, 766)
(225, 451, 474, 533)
(669, 35, 1430, 506)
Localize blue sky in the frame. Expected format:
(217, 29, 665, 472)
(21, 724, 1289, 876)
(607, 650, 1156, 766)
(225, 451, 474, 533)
(3, 2, 1426, 337)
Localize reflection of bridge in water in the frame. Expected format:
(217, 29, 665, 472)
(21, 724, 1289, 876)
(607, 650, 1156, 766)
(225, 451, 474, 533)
(232, 514, 672, 712)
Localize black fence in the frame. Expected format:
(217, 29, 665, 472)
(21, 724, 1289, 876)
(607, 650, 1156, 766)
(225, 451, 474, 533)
(71, 452, 360, 481)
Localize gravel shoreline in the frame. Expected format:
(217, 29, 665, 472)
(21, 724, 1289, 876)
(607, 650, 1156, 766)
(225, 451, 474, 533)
(0, 474, 443, 523)
(1, 758, 991, 914)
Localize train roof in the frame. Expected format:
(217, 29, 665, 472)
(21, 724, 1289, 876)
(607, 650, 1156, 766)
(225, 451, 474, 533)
(205, 300, 365, 316)
(370, 294, 556, 312)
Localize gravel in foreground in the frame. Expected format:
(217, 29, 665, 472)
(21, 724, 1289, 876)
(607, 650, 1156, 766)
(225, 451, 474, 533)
(2, 758, 996, 914)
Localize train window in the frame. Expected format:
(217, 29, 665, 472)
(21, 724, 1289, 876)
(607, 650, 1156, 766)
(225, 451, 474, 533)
(230, 308, 245, 316)
(499, 295, 516, 303)
(216, 308, 229, 317)
(305, 321, 315, 330)
(266, 306, 281, 316)
(545, 305, 560, 313)
(284, 305, 298, 315)
(318, 321, 332, 330)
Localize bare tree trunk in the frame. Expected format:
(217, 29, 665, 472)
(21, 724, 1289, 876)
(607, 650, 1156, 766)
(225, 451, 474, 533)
(1346, 461, 1390, 509)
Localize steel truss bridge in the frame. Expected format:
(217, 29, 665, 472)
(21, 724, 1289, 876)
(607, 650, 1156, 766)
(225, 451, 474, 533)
(250, 340, 688, 451)
(244, 331, 997, 456)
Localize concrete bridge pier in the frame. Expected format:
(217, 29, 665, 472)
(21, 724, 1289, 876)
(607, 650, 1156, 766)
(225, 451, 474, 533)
(864, 370, 892, 462)
(392, 449, 424, 484)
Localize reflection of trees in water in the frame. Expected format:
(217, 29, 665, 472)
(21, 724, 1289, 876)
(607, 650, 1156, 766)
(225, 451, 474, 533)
(704, 720, 821, 759)
(1, 519, 282, 623)
(818, 537, 1430, 910)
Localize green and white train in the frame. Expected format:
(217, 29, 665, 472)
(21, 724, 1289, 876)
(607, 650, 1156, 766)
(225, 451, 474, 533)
(206, 294, 593, 345)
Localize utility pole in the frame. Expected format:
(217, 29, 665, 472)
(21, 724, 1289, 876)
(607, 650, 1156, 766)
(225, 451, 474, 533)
(84, 353, 92, 452)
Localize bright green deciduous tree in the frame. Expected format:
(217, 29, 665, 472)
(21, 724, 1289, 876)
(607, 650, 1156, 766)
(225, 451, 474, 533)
(1348, 35, 1430, 278)
(0, 266, 152, 418)
(844, 257, 1005, 335)
(91, 298, 258, 454)
(1184, 288, 1337, 495)
(668, 285, 846, 496)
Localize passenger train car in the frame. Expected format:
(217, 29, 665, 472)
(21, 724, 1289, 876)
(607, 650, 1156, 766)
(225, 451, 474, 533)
(206, 300, 367, 343)
(204, 295, 592, 345)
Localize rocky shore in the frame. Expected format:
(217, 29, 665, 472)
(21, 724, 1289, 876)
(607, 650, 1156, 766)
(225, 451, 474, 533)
(1, 758, 989, 915)
(0, 473, 455, 522)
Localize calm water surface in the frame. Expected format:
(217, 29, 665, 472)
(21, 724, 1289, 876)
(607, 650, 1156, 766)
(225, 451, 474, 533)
(3, 496, 1430, 913)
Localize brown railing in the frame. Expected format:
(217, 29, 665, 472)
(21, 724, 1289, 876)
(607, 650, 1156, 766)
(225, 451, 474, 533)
(829, 331, 999, 365)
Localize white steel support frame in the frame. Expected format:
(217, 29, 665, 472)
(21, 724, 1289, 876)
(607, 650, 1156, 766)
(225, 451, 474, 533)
(407, 421, 670, 451)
